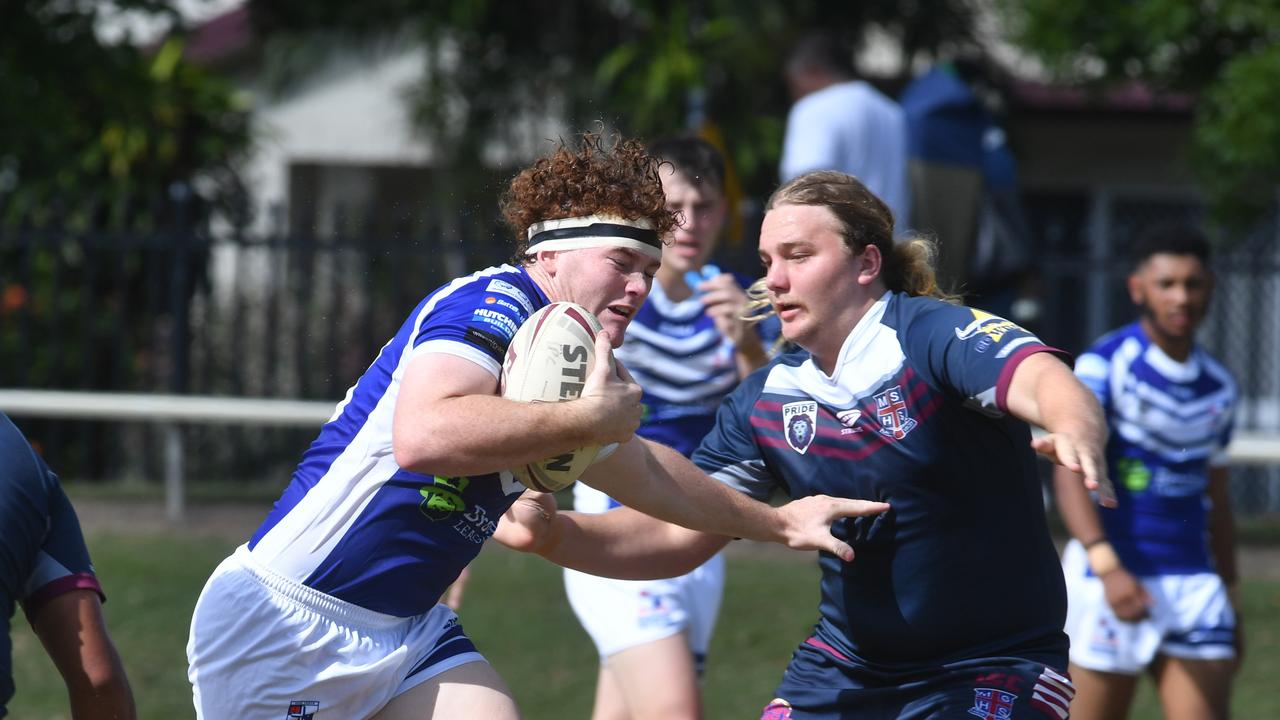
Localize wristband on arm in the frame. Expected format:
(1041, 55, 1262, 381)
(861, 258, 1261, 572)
(1085, 539, 1121, 577)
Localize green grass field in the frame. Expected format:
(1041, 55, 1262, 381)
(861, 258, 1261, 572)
(8, 530, 1280, 719)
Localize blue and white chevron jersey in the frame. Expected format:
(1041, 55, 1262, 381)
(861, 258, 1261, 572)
(247, 265, 548, 617)
(574, 276, 776, 516)
(692, 292, 1069, 669)
(614, 277, 754, 457)
(1074, 321, 1237, 576)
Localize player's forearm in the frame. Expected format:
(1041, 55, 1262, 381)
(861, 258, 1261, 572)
(592, 439, 794, 545)
(1207, 468, 1239, 586)
(394, 394, 601, 477)
(538, 509, 727, 579)
(1052, 464, 1107, 544)
(1038, 381, 1106, 446)
(1007, 355, 1106, 445)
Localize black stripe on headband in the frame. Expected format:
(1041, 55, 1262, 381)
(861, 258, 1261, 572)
(529, 222, 661, 250)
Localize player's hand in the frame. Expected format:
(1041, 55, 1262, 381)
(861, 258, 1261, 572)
(579, 330, 643, 445)
(775, 494, 891, 561)
(696, 272, 751, 345)
(1101, 568, 1153, 622)
(493, 489, 559, 555)
(1032, 432, 1117, 507)
(442, 565, 470, 610)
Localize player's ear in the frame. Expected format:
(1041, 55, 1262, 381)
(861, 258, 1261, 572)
(856, 244, 882, 287)
(536, 249, 560, 275)
(1126, 271, 1144, 305)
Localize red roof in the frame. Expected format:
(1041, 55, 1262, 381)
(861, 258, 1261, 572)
(182, 5, 254, 65)
(1010, 78, 1195, 114)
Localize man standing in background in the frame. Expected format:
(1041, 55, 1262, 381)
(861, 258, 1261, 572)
(780, 32, 911, 235)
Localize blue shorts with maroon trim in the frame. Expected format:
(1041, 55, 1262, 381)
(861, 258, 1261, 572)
(759, 636, 1075, 720)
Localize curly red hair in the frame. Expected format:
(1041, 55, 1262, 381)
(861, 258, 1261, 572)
(501, 132, 675, 262)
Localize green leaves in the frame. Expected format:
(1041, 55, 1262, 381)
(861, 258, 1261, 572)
(248, 0, 987, 199)
(1, 1, 250, 228)
(1007, 0, 1280, 225)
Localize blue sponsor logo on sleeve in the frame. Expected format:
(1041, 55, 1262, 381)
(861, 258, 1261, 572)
(484, 279, 534, 314)
(471, 307, 519, 339)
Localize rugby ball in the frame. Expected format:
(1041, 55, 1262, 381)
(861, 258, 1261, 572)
(501, 302, 608, 492)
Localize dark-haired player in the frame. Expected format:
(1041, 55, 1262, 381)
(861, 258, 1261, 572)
(566, 135, 773, 719)
(1055, 225, 1240, 720)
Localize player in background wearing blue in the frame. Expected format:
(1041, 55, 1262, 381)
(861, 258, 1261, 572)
(566, 136, 771, 720)
(497, 170, 1115, 720)
(186, 135, 884, 720)
(1054, 225, 1240, 720)
(0, 412, 135, 719)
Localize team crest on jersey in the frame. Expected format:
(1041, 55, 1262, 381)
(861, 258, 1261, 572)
(286, 700, 319, 719)
(874, 385, 917, 439)
(968, 688, 1017, 719)
(782, 400, 818, 454)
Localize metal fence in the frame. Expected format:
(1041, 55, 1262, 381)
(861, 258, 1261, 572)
(2, 190, 1278, 512)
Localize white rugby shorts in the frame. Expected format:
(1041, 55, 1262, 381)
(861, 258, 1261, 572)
(564, 552, 725, 669)
(187, 544, 484, 719)
(1062, 539, 1237, 674)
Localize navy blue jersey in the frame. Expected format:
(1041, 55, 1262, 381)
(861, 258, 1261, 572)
(248, 265, 548, 617)
(692, 293, 1068, 669)
(1, 413, 102, 715)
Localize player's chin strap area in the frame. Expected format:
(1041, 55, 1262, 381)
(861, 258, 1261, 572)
(526, 215, 662, 261)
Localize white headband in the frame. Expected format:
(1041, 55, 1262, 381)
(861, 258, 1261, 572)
(525, 214, 662, 260)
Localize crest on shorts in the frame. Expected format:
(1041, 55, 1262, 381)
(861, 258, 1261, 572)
(782, 400, 818, 454)
(968, 688, 1016, 720)
(874, 385, 917, 440)
(286, 700, 319, 719)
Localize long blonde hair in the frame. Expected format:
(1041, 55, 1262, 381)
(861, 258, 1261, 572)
(744, 171, 957, 326)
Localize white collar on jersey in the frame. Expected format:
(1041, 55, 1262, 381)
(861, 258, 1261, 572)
(818, 291, 892, 383)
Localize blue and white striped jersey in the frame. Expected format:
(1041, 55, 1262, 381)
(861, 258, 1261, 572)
(615, 278, 747, 456)
(247, 265, 548, 617)
(692, 293, 1069, 669)
(1074, 321, 1237, 576)
(574, 276, 771, 515)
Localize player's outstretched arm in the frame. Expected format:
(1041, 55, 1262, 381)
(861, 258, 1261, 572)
(1007, 352, 1116, 507)
(580, 438, 889, 561)
(392, 331, 641, 477)
(30, 588, 136, 720)
(494, 490, 730, 579)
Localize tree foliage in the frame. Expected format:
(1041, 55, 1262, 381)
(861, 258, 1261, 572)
(0, 0, 251, 229)
(248, 0, 988, 197)
(1005, 0, 1280, 226)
